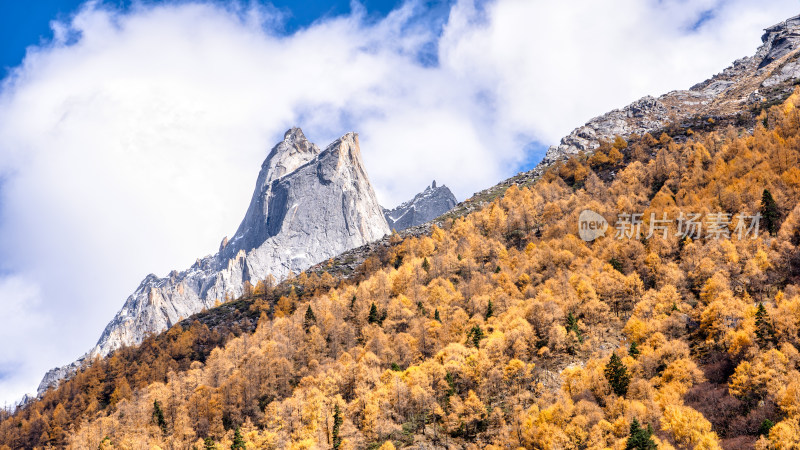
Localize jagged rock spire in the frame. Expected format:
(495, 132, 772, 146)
(38, 129, 390, 395)
(383, 181, 457, 231)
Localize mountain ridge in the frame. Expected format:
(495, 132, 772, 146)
(38, 128, 391, 395)
(305, 13, 800, 283)
(538, 13, 800, 170)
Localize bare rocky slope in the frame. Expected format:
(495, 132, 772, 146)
(38, 128, 391, 394)
(539, 13, 800, 169)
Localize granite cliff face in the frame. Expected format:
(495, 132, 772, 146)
(383, 181, 457, 231)
(538, 13, 800, 170)
(38, 128, 390, 395)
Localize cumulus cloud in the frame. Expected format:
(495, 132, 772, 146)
(0, 0, 798, 404)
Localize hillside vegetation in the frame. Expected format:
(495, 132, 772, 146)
(5, 91, 800, 449)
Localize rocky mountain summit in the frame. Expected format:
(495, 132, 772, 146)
(538, 13, 800, 170)
(383, 181, 457, 231)
(38, 128, 390, 395)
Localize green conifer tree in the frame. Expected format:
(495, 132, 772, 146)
(303, 305, 316, 332)
(566, 312, 583, 343)
(231, 427, 245, 450)
(467, 325, 485, 348)
(368, 303, 379, 324)
(626, 418, 656, 450)
(604, 353, 630, 397)
(759, 419, 775, 436)
(628, 342, 640, 358)
(755, 303, 776, 348)
(332, 404, 343, 449)
(761, 188, 780, 236)
(422, 257, 431, 272)
(152, 400, 167, 434)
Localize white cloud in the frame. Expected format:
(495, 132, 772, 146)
(0, 0, 798, 404)
(0, 276, 55, 407)
(438, 0, 800, 145)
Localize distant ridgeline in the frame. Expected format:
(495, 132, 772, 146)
(383, 180, 457, 231)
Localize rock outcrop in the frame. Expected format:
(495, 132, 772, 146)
(538, 13, 800, 170)
(38, 128, 390, 395)
(383, 181, 457, 231)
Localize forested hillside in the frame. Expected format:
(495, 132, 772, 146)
(4, 91, 800, 449)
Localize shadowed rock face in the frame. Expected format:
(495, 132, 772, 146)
(383, 181, 457, 231)
(38, 128, 390, 395)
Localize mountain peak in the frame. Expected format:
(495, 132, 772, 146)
(283, 126, 306, 142)
(317, 132, 366, 184)
(384, 181, 457, 231)
(38, 129, 390, 395)
(100, 127, 387, 351)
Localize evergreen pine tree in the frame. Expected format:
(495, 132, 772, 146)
(566, 312, 583, 343)
(628, 342, 640, 359)
(761, 188, 780, 236)
(303, 305, 316, 332)
(467, 325, 485, 348)
(626, 418, 657, 450)
(604, 353, 630, 397)
(231, 427, 245, 450)
(422, 257, 430, 272)
(152, 400, 167, 434)
(434, 309, 441, 322)
(486, 300, 494, 319)
(755, 303, 776, 348)
(332, 404, 343, 449)
(368, 303, 379, 324)
(759, 418, 775, 436)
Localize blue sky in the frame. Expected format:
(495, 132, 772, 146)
(0, 0, 428, 74)
(0, 0, 799, 406)
(0, 1, 86, 74)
